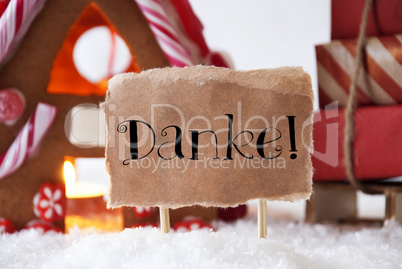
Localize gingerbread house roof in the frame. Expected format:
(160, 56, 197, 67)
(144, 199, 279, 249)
(0, 0, 229, 69)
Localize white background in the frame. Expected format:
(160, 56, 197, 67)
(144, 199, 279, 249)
(189, 0, 331, 109)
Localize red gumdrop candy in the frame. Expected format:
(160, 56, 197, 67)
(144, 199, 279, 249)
(23, 220, 63, 234)
(173, 219, 213, 232)
(132, 206, 154, 219)
(0, 218, 16, 234)
(0, 89, 25, 125)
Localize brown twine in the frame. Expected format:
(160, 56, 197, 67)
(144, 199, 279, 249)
(344, 0, 380, 195)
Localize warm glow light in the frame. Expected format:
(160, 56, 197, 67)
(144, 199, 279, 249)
(64, 161, 76, 193)
(63, 159, 106, 199)
(63, 159, 121, 232)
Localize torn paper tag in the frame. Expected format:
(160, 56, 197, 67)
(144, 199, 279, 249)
(101, 66, 314, 209)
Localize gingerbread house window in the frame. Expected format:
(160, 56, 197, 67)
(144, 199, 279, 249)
(46, 3, 139, 96)
(66, 103, 106, 148)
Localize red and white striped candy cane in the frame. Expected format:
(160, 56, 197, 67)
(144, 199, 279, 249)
(135, 0, 194, 67)
(0, 0, 46, 65)
(0, 102, 57, 180)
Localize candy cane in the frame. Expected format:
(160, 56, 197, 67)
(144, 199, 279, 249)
(135, 0, 194, 67)
(0, 0, 46, 65)
(0, 102, 57, 180)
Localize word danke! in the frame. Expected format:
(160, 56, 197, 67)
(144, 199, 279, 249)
(117, 114, 298, 165)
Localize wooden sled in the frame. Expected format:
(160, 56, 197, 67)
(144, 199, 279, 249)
(306, 181, 402, 225)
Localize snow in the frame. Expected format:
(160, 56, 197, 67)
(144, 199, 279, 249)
(21, 160, 395, 269)
(1, 209, 401, 269)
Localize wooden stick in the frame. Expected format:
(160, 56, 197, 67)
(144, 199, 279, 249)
(159, 206, 170, 234)
(385, 190, 396, 223)
(258, 199, 267, 238)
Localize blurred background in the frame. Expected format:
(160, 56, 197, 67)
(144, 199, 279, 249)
(74, 0, 386, 222)
(189, 0, 331, 109)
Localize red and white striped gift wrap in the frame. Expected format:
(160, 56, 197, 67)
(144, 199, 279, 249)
(316, 34, 402, 108)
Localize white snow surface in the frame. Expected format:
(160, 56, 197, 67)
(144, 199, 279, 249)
(1, 215, 401, 269)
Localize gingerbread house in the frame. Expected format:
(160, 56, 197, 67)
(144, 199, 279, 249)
(0, 0, 242, 233)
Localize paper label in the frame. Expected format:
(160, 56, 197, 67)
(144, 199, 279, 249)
(102, 66, 314, 208)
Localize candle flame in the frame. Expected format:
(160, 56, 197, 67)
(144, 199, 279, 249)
(64, 161, 76, 192)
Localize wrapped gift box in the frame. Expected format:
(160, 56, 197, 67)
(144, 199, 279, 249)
(316, 34, 402, 108)
(312, 105, 402, 181)
(331, 0, 402, 40)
